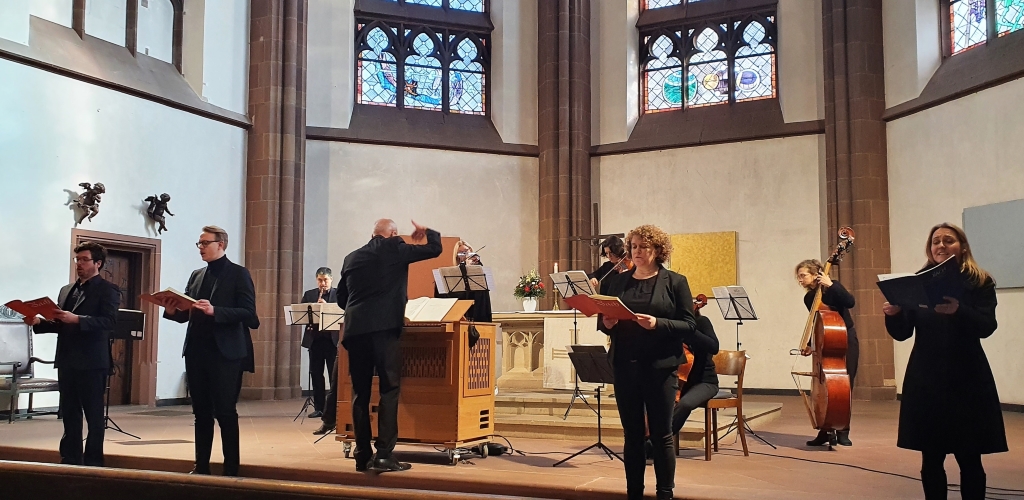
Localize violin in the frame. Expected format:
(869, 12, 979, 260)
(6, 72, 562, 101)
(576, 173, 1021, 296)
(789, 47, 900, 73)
(676, 294, 706, 393)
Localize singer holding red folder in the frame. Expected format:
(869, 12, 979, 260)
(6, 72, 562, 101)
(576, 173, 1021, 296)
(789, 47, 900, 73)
(597, 224, 697, 500)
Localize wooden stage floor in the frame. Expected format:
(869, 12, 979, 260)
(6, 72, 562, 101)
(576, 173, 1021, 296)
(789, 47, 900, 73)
(1, 395, 1022, 499)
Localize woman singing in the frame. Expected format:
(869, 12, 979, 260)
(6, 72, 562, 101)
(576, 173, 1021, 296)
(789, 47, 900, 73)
(796, 259, 858, 447)
(882, 223, 1006, 500)
(599, 224, 696, 500)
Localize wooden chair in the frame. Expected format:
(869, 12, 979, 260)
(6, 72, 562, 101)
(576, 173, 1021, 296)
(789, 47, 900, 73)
(674, 350, 749, 460)
(0, 321, 59, 423)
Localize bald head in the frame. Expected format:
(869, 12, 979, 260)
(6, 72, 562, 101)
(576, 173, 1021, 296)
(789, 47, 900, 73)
(373, 219, 398, 238)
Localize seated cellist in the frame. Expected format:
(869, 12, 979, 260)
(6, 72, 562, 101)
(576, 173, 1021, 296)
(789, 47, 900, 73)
(671, 295, 721, 441)
(796, 259, 858, 446)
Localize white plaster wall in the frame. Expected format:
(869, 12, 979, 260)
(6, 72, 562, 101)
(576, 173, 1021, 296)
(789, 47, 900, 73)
(591, 0, 639, 146)
(30, 0, 73, 29)
(306, 0, 356, 128)
(777, 0, 824, 122)
(595, 135, 825, 390)
(308, 141, 539, 314)
(202, 0, 249, 113)
(0, 0, 31, 46)
(882, 0, 941, 107)
(887, 77, 1024, 405)
(0, 58, 248, 407)
(491, 0, 538, 145)
(137, 0, 174, 63)
(84, 0, 127, 48)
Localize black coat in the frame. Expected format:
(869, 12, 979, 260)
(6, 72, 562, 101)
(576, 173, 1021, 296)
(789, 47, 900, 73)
(33, 276, 121, 371)
(165, 258, 259, 370)
(300, 287, 340, 348)
(884, 272, 1007, 454)
(337, 229, 443, 340)
(597, 267, 697, 369)
(682, 313, 720, 390)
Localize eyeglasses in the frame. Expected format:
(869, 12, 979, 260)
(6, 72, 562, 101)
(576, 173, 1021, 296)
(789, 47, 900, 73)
(796, 273, 814, 279)
(196, 240, 220, 248)
(72, 257, 94, 263)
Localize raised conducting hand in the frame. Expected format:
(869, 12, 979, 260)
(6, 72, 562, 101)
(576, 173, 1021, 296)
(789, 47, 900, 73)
(934, 297, 959, 315)
(882, 302, 902, 316)
(635, 313, 657, 330)
(410, 220, 428, 241)
(193, 299, 215, 316)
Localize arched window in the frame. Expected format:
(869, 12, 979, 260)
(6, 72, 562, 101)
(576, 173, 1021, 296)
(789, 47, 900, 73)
(640, 10, 777, 113)
(354, 0, 491, 114)
(945, 0, 1024, 56)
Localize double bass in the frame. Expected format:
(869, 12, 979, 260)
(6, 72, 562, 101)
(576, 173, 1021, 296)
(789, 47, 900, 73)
(676, 294, 706, 400)
(791, 227, 854, 439)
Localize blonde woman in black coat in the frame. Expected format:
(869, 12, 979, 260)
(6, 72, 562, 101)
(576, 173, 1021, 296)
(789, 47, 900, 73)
(883, 223, 1006, 500)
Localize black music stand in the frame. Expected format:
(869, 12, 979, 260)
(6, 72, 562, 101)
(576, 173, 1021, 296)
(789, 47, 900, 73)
(553, 345, 622, 466)
(107, 309, 143, 439)
(550, 271, 598, 419)
(290, 304, 319, 422)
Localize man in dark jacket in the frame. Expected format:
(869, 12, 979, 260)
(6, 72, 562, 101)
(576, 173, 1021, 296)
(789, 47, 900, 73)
(337, 219, 442, 472)
(162, 226, 258, 477)
(26, 241, 121, 467)
(300, 267, 339, 418)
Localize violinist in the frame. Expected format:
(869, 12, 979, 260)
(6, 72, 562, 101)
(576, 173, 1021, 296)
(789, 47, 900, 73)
(670, 294, 721, 442)
(796, 259, 858, 447)
(300, 267, 340, 419)
(434, 240, 492, 322)
(589, 235, 631, 290)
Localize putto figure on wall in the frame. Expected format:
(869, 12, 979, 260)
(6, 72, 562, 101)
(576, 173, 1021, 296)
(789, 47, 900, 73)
(144, 193, 175, 235)
(70, 182, 105, 225)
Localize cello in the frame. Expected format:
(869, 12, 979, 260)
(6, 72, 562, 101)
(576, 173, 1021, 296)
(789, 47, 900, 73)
(676, 294, 706, 400)
(791, 227, 854, 443)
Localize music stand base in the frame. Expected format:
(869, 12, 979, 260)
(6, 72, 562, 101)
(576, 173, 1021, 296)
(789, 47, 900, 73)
(719, 416, 776, 450)
(562, 385, 596, 420)
(104, 416, 140, 440)
(552, 441, 622, 466)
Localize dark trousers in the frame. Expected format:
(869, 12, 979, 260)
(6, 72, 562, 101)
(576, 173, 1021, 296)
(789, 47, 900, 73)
(57, 368, 107, 467)
(844, 336, 859, 432)
(322, 360, 338, 427)
(671, 382, 719, 435)
(344, 328, 401, 461)
(921, 451, 986, 500)
(308, 336, 337, 412)
(614, 361, 677, 499)
(185, 350, 243, 475)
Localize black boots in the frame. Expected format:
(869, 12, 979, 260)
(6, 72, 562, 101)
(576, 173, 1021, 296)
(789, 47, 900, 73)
(807, 430, 852, 447)
(835, 430, 852, 446)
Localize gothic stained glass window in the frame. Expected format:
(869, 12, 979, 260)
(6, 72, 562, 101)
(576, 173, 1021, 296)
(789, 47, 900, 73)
(450, 36, 487, 114)
(385, 0, 485, 13)
(355, 21, 489, 114)
(357, 26, 399, 106)
(734, 18, 776, 102)
(997, 0, 1024, 36)
(408, 0, 443, 7)
(688, 26, 729, 107)
(643, 34, 684, 112)
(643, 0, 706, 9)
(950, 0, 988, 54)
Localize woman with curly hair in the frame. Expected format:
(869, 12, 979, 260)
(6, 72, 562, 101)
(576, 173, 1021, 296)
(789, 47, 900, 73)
(883, 223, 1006, 500)
(598, 224, 697, 500)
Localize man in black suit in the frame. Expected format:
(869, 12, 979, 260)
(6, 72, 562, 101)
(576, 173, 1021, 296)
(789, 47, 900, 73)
(336, 219, 442, 472)
(26, 241, 120, 467)
(300, 266, 339, 419)
(161, 225, 258, 477)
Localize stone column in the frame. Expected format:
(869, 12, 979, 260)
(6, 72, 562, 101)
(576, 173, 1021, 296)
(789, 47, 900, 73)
(538, 0, 592, 309)
(243, 0, 308, 400)
(822, 0, 895, 400)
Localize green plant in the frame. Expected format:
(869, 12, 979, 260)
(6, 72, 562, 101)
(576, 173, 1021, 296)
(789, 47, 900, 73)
(513, 269, 546, 299)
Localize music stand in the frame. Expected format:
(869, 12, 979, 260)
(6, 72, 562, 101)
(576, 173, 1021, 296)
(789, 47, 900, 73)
(553, 345, 621, 466)
(106, 309, 144, 439)
(549, 271, 598, 419)
(435, 264, 493, 294)
(285, 304, 321, 422)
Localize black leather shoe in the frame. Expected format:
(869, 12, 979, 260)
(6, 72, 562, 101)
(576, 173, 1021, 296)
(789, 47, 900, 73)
(355, 453, 374, 472)
(312, 423, 335, 435)
(308, 410, 323, 419)
(189, 465, 211, 475)
(806, 430, 832, 446)
(656, 489, 674, 500)
(371, 456, 412, 472)
(836, 430, 852, 446)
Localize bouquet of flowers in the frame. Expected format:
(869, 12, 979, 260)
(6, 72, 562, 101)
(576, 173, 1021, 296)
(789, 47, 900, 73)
(513, 269, 546, 299)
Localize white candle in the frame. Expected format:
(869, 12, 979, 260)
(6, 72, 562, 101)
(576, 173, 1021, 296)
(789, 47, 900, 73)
(553, 262, 558, 274)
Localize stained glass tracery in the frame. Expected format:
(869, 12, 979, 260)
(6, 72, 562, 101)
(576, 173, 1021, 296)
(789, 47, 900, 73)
(951, 0, 988, 54)
(997, 0, 1024, 35)
(382, 0, 484, 13)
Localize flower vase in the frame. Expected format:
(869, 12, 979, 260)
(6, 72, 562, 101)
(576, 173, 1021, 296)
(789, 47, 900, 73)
(522, 297, 538, 312)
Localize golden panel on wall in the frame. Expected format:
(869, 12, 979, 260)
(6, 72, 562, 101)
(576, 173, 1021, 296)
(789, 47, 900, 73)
(669, 232, 738, 296)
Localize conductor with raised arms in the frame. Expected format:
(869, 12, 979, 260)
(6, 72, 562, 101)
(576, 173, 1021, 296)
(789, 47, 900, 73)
(337, 219, 442, 472)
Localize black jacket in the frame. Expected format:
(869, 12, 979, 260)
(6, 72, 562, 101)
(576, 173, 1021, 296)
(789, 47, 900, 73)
(803, 281, 858, 343)
(33, 276, 121, 371)
(597, 267, 697, 369)
(165, 258, 259, 366)
(337, 229, 443, 340)
(885, 272, 1006, 454)
(300, 287, 340, 348)
(682, 313, 720, 389)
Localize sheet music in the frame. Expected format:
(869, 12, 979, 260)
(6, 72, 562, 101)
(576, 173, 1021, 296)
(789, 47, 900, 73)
(432, 269, 447, 293)
(483, 267, 496, 290)
(404, 297, 458, 322)
(549, 270, 594, 297)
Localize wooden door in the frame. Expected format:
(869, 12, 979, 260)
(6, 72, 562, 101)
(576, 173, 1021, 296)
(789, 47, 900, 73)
(101, 251, 141, 405)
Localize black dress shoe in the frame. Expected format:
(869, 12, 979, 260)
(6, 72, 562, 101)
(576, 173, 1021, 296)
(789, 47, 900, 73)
(835, 430, 852, 446)
(312, 423, 335, 435)
(806, 430, 832, 446)
(189, 466, 211, 475)
(371, 456, 412, 472)
(656, 489, 674, 500)
(308, 410, 323, 419)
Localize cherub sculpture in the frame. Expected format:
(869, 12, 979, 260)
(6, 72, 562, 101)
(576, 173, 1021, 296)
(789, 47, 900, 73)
(144, 193, 175, 234)
(72, 182, 105, 224)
